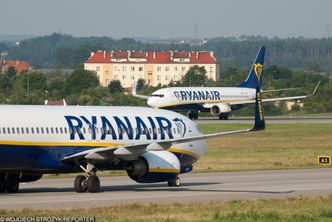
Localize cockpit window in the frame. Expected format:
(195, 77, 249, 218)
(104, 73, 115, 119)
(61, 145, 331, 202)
(150, 94, 164, 97)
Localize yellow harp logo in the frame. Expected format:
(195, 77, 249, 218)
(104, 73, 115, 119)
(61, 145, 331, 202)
(254, 63, 263, 82)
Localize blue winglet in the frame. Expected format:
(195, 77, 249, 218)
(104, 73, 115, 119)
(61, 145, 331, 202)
(251, 87, 265, 131)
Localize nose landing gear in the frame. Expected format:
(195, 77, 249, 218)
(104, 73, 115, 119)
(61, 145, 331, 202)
(74, 163, 101, 193)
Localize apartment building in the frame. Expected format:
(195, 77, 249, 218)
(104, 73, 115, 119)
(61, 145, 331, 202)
(84, 50, 219, 88)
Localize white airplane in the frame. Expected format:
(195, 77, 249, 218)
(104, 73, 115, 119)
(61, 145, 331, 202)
(133, 47, 320, 120)
(0, 88, 265, 193)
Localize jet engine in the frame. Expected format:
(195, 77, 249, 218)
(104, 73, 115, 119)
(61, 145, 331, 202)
(126, 150, 180, 183)
(210, 103, 232, 116)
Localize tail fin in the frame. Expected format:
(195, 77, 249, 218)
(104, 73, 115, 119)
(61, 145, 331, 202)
(239, 46, 265, 89)
(251, 87, 265, 131)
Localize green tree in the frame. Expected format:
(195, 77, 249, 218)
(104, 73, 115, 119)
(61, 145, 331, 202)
(136, 78, 145, 91)
(65, 68, 99, 95)
(6, 66, 17, 79)
(108, 80, 123, 94)
(180, 65, 208, 86)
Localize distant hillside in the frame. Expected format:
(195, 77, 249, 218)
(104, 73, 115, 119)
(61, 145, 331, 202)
(1, 33, 332, 72)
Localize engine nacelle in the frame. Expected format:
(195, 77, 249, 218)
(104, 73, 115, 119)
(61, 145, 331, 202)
(19, 174, 43, 183)
(210, 103, 231, 116)
(126, 150, 180, 183)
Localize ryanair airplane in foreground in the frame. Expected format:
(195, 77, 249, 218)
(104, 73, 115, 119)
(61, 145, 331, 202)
(0, 88, 265, 193)
(133, 47, 320, 120)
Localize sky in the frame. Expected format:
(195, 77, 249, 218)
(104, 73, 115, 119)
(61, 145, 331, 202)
(1, 0, 332, 39)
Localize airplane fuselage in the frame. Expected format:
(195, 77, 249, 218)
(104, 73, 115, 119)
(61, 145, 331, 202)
(147, 87, 256, 111)
(0, 105, 206, 173)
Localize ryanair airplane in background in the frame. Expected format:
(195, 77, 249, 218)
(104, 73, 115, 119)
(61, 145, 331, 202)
(0, 88, 265, 193)
(133, 47, 320, 120)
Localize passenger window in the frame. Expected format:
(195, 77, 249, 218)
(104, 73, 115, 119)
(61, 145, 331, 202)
(31, 128, 34, 134)
(41, 128, 44, 134)
(21, 127, 24, 134)
(55, 127, 59, 134)
(83, 127, 86, 134)
(7, 127, 10, 134)
(60, 127, 63, 134)
(36, 127, 39, 134)
(16, 127, 20, 134)
(26, 127, 29, 134)
(158, 128, 160, 134)
(173, 128, 176, 134)
(46, 127, 49, 134)
(64, 127, 67, 134)
(50, 128, 54, 134)
(69, 128, 73, 134)
(12, 127, 15, 134)
(2, 128, 5, 134)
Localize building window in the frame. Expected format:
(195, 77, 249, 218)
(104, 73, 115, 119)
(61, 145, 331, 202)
(182, 67, 186, 71)
(114, 66, 118, 72)
(148, 72, 152, 76)
(165, 67, 169, 71)
(114, 75, 118, 80)
(139, 67, 143, 72)
(174, 67, 178, 71)
(157, 75, 161, 80)
(106, 71, 109, 75)
(122, 66, 126, 72)
(165, 76, 169, 80)
(96, 66, 100, 72)
(131, 66, 135, 72)
(122, 75, 126, 80)
(131, 75, 135, 80)
(157, 67, 161, 72)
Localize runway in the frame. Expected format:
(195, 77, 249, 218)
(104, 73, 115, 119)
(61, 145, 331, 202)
(0, 168, 331, 209)
(195, 117, 332, 124)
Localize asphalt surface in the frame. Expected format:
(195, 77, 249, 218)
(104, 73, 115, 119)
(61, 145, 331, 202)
(195, 117, 332, 124)
(0, 168, 331, 209)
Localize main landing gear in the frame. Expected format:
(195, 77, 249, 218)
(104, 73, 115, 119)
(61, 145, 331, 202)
(74, 163, 100, 193)
(188, 111, 199, 120)
(0, 173, 20, 193)
(219, 113, 229, 120)
(167, 176, 181, 187)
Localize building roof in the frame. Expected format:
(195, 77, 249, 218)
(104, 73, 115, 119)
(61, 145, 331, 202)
(44, 99, 67, 106)
(85, 50, 217, 64)
(1, 60, 32, 73)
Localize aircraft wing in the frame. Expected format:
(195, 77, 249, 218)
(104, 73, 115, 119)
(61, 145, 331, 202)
(229, 81, 320, 106)
(261, 87, 303, 93)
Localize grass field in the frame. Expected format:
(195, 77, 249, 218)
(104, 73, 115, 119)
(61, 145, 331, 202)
(195, 123, 332, 172)
(1, 196, 331, 221)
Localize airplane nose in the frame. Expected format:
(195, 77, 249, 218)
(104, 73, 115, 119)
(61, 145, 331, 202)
(147, 98, 155, 107)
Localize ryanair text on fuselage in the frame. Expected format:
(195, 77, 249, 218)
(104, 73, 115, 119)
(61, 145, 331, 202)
(65, 115, 185, 141)
(174, 90, 221, 101)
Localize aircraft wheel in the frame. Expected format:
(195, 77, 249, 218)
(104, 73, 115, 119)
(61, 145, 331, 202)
(219, 114, 229, 120)
(86, 175, 100, 193)
(5, 174, 19, 193)
(193, 112, 199, 120)
(188, 112, 194, 120)
(168, 177, 181, 187)
(74, 175, 87, 193)
(0, 173, 6, 193)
